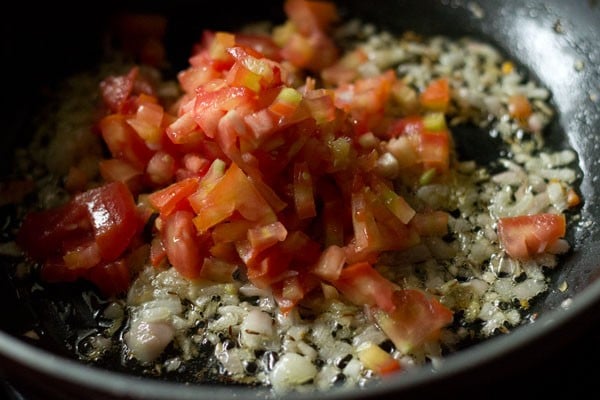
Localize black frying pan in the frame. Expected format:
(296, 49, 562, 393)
(1, 1, 600, 399)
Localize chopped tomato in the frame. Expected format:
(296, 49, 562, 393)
(333, 262, 397, 313)
(369, 175, 415, 224)
(99, 67, 139, 114)
(272, 270, 319, 314)
(162, 210, 206, 279)
(75, 182, 140, 262)
(18, 182, 141, 295)
(419, 78, 450, 111)
(18, 182, 139, 265)
(99, 114, 154, 169)
(419, 129, 450, 173)
(497, 213, 566, 260)
(16, 0, 573, 338)
(247, 221, 288, 255)
(189, 162, 276, 232)
(309, 244, 346, 282)
(386, 115, 424, 138)
(374, 289, 453, 354)
(99, 67, 156, 114)
(193, 85, 257, 139)
(321, 48, 368, 86)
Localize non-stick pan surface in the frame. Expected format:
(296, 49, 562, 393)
(1, 1, 599, 399)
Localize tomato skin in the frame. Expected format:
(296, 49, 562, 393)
(497, 213, 566, 260)
(75, 181, 140, 262)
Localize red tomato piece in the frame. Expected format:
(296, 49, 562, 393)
(74, 181, 140, 262)
(190, 163, 276, 232)
(333, 262, 397, 313)
(148, 177, 199, 218)
(162, 210, 205, 279)
(247, 221, 288, 255)
(99, 114, 154, 169)
(497, 213, 566, 260)
(246, 245, 292, 289)
(420, 78, 451, 111)
(280, 0, 340, 71)
(193, 86, 257, 138)
(63, 241, 102, 270)
(310, 244, 346, 282)
(419, 129, 450, 173)
(374, 289, 453, 354)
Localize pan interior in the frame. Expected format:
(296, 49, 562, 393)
(1, 0, 599, 398)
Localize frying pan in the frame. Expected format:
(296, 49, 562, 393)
(1, 0, 599, 399)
